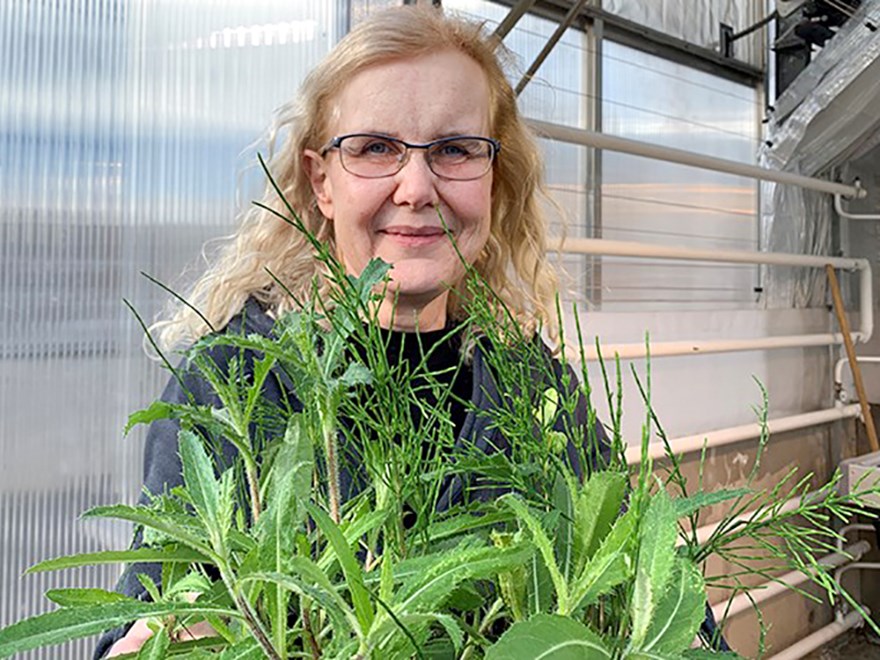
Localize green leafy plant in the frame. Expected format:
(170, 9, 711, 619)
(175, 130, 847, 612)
(2, 162, 877, 659)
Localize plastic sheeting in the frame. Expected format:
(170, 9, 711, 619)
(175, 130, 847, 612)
(603, 0, 766, 68)
(758, 0, 880, 308)
(0, 1, 338, 657)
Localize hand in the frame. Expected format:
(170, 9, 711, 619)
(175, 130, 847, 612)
(107, 617, 216, 656)
(107, 591, 217, 658)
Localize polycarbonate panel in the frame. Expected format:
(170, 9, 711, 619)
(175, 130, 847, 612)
(440, 0, 595, 299)
(600, 41, 761, 311)
(0, 1, 340, 656)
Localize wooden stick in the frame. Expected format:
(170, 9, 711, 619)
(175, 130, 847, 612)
(826, 264, 879, 453)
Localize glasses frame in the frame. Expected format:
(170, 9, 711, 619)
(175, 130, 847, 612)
(320, 133, 501, 181)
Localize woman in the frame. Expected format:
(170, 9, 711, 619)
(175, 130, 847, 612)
(99, 6, 608, 656)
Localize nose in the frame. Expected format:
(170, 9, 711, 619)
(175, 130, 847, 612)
(391, 150, 440, 210)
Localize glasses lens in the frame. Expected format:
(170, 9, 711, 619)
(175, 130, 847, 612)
(428, 138, 495, 180)
(338, 135, 404, 177)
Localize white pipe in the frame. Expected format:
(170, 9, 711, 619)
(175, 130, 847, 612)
(836, 524, 875, 553)
(552, 237, 865, 269)
(834, 562, 880, 585)
(552, 238, 873, 350)
(625, 405, 860, 464)
(835, 193, 880, 220)
(577, 333, 851, 362)
(834, 357, 880, 401)
(711, 541, 870, 620)
(766, 608, 866, 660)
(528, 119, 866, 199)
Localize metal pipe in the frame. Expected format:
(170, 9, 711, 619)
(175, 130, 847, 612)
(514, 0, 589, 95)
(834, 194, 880, 220)
(552, 237, 873, 348)
(766, 608, 867, 660)
(552, 236, 864, 269)
(712, 541, 870, 620)
(626, 405, 860, 464)
(529, 119, 866, 199)
(573, 333, 853, 362)
(493, 0, 538, 39)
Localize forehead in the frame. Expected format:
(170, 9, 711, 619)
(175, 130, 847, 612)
(327, 49, 492, 139)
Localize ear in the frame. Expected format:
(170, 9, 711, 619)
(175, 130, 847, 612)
(303, 149, 335, 220)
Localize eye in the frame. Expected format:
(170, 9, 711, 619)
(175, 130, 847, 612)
(343, 136, 402, 158)
(436, 141, 473, 158)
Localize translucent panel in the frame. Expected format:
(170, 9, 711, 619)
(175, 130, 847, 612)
(0, 1, 339, 656)
(602, 0, 766, 69)
(442, 0, 594, 298)
(600, 41, 761, 311)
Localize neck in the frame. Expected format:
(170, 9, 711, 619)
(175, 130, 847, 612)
(377, 293, 448, 332)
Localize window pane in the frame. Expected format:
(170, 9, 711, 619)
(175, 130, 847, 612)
(599, 41, 759, 311)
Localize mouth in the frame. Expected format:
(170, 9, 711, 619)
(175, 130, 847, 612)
(379, 226, 448, 246)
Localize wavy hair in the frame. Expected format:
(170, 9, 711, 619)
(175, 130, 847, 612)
(156, 5, 559, 351)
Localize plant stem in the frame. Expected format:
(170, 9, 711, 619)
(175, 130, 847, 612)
(243, 454, 262, 522)
(301, 600, 321, 659)
(323, 417, 341, 524)
(218, 561, 281, 659)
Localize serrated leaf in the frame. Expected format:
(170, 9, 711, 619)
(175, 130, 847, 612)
(219, 638, 264, 659)
(574, 472, 627, 573)
(486, 613, 612, 659)
(501, 494, 568, 607)
(178, 429, 221, 536)
(0, 602, 238, 658)
(137, 627, 170, 660)
(393, 542, 532, 615)
(45, 588, 131, 607)
(27, 547, 209, 574)
(339, 362, 373, 388)
(639, 558, 706, 654)
(81, 505, 214, 558)
(673, 489, 751, 520)
(125, 401, 176, 435)
(630, 489, 679, 649)
(566, 509, 635, 614)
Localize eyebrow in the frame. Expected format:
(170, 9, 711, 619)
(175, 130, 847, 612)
(344, 130, 488, 141)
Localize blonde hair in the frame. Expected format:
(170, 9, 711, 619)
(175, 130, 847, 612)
(156, 5, 559, 351)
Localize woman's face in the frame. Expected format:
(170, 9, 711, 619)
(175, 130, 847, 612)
(304, 49, 493, 330)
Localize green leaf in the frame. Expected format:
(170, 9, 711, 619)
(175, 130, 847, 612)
(673, 489, 750, 520)
(219, 638, 264, 659)
(339, 362, 373, 388)
(566, 509, 635, 614)
(45, 588, 131, 607)
(27, 547, 211, 574)
(501, 494, 568, 608)
(393, 542, 532, 615)
(574, 472, 627, 572)
(125, 401, 176, 435)
(258, 413, 314, 651)
(137, 627, 170, 660)
(305, 502, 374, 634)
(178, 429, 221, 536)
(639, 558, 705, 654)
(630, 489, 679, 649)
(681, 650, 744, 659)
(486, 614, 613, 659)
(242, 564, 359, 639)
(80, 505, 214, 558)
(0, 602, 239, 658)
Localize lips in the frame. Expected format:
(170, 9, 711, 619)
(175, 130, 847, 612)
(380, 226, 446, 237)
(379, 225, 448, 247)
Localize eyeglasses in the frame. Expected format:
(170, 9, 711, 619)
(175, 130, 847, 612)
(320, 133, 500, 181)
